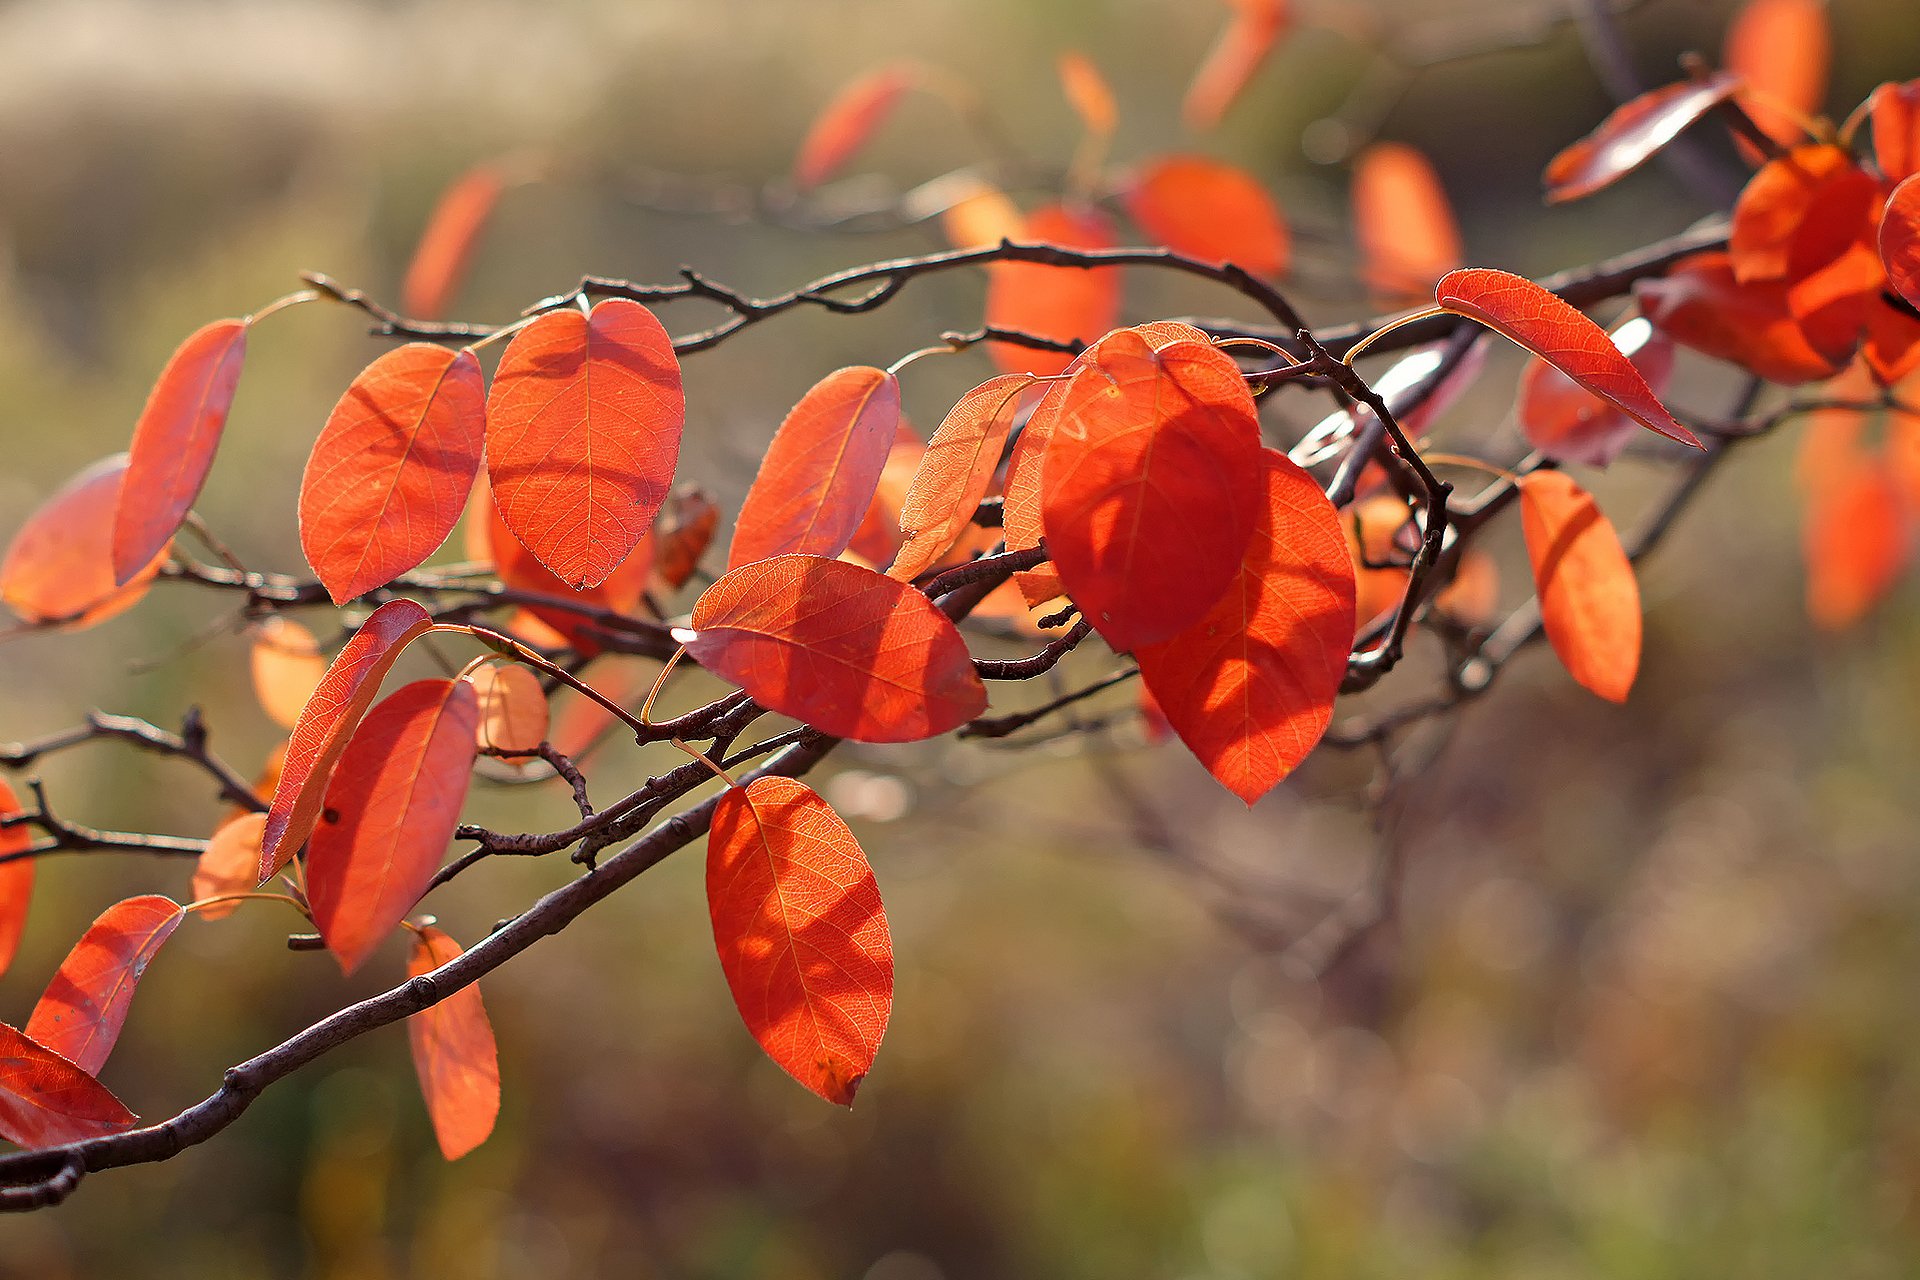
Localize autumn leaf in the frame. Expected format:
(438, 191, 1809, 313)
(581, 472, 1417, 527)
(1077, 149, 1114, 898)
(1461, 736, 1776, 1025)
(1041, 332, 1264, 650)
(402, 163, 507, 320)
(0, 455, 166, 631)
(890, 374, 1039, 582)
(1135, 449, 1356, 804)
(193, 813, 266, 921)
(1353, 143, 1462, 298)
(112, 318, 248, 586)
(1871, 79, 1920, 185)
(1346, 494, 1416, 633)
(1057, 51, 1117, 138)
(250, 616, 328, 731)
(1543, 73, 1745, 204)
(1517, 317, 1676, 467)
(466, 662, 550, 754)
(260, 599, 435, 880)
(938, 177, 1027, 251)
(470, 482, 654, 656)
(652, 486, 720, 593)
(406, 926, 500, 1160)
(984, 204, 1122, 377)
(847, 431, 929, 572)
(1724, 0, 1828, 152)
(1730, 144, 1860, 284)
(794, 63, 914, 190)
(486, 298, 685, 590)
(1883, 174, 1920, 313)
(0, 779, 32, 978)
(1184, 0, 1290, 131)
(0, 1022, 136, 1150)
(1519, 472, 1641, 703)
(1123, 154, 1290, 278)
(681, 555, 986, 743)
(728, 367, 901, 569)
(1437, 268, 1702, 449)
(1636, 251, 1844, 384)
(1804, 460, 1910, 630)
(300, 344, 486, 603)
(307, 679, 479, 974)
(27, 895, 184, 1076)
(707, 777, 891, 1106)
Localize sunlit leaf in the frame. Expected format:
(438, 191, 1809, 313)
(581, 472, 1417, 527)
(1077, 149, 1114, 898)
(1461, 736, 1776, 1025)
(890, 374, 1038, 582)
(192, 813, 265, 921)
(794, 63, 914, 191)
(466, 662, 549, 755)
(0, 1022, 136, 1150)
(472, 482, 654, 656)
(1353, 143, 1462, 298)
(707, 777, 891, 1106)
(1346, 495, 1415, 633)
(938, 177, 1027, 251)
(1184, 0, 1289, 131)
(402, 163, 507, 320)
(1543, 73, 1745, 204)
(1517, 317, 1676, 466)
(406, 926, 499, 1160)
(985, 204, 1122, 377)
(1637, 250, 1844, 384)
(1724, 0, 1828, 151)
(26, 895, 183, 1076)
(249, 616, 328, 731)
(0, 455, 166, 630)
(1123, 154, 1289, 278)
(1883, 174, 1920, 313)
(1871, 79, 1920, 184)
(1804, 459, 1910, 630)
(0, 779, 33, 978)
(652, 486, 721, 593)
(1519, 472, 1640, 703)
(1730, 144, 1858, 283)
(1057, 51, 1117, 137)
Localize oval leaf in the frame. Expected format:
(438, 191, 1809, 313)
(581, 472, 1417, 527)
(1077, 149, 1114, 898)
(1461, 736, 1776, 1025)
(1724, 0, 1828, 151)
(300, 344, 486, 603)
(473, 482, 654, 656)
(707, 777, 891, 1106)
(0, 779, 33, 978)
(1124, 154, 1289, 278)
(1, 455, 169, 630)
(683, 555, 986, 743)
(112, 317, 248, 585)
(890, 374, 1038, 582)
(261, 598, 435, 880)
(402, 163, 507, 320)
(1353, 143, 1462, 298)
(0, 1022, 136, 1150)
(27, 895, 184, 1076)
(406, 926, 500, 1160)
(1636, 250, 1843, 385)
(1136, 449, 1356, 804)
(652, 486, 721, 593)
(729, 367, 901, 569)
(1058, 51, 1117, 137)
(1518, 472, 1641, 703)
(1871, 79, 1920, 185)
(1543, 73, 1744, 204)
(486, 298, 685, 590)
(1437, 268, 1702, 450)
(985, 204, 1122, 377)
(467, 662, 550, 755)
(307, 679, 479, 974)
(193, 813, 266, 922)
(794, 63, 913, 190)
(1184, 0, 1289, 131)
(1804, 459, 1910, 630)
(1883, 174, 1920, 313)
(250, 616, 328, 731)
(1518, 317, 1676, 467)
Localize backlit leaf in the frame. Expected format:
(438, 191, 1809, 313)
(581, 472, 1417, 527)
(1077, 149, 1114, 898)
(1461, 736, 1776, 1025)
(794, 64, 913, 191)
(1637, 251, 1844, 384)
(1730, 144, 1858, 283)
(486, 298, 685, 590)
(260, 598, 435, 880)
(473, 482, 654, 655)
(250, 616, 328, 731)
(406, 926, 499, 1160)
(1124, 154, 1289, 278)
(1353, 143, 1462, 297)
(1543, 73, 1745, 204)
(402, 164, 506, 320)
(938, 177, 1027, 251)
(0, 779, 32, 978)
(1883, 174, 1920, 313)
(1871, 79, 1920, 184)
(707, 777, 891, 1106)
(26, 895, 183, 1076)
(0, 455, 166, 630)
(1518, 317, 1676, 467)
(1724, 0, 1828, 151)
(1041, 333, 1264, 650)
(1804, 460, 1910, 630)
(1518, 472, 1640, 703)
(729, 367, 901, 569)
(307, 679, 479, 974)
(466, 662, 549, 755)
(890, 374, 1038, 582)
(112, 318, 248, 585)
(192, 813, 265, 921)
(1346, 495, 1415, 633)
(985, 204, 1122, 377)
(1184, 0, 1289, 130)
(1057, 51, 1117, 137)
(683, 555, 986, 743)
(1135, 449, 1355, 804)
(0, 1022, 136, 1149)
(1437, 268, 1702, 449)
(300, 344, 486, 603)
(847, 432, 928, 572)
(652, 486, 720, 593)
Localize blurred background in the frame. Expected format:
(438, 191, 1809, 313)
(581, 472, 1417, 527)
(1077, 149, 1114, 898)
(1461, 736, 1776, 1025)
(4, 0, 1920, 1275)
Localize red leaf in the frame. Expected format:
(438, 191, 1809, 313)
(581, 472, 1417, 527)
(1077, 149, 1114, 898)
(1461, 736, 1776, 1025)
(1518, 472, 1641, 703)
(1883, 174, 1920, 313)
(1871, 79, 1920, 184)
(1184, 0, 1289, 131)
(891, 374, 1039, 582)
(846, 432, 928, 572)
(485, 298, 685, 590)
(250, 616, 328, 731)
(1135, 449, 1355, 804)
(260, 599, 435, 880)
(406, 926, 499, 1160)
(112, 318, 248, 585)
(729, 367, 901, 569)
(402, 164, 507, 320)
(1041, 333, 1264, 650)
(793, 64, 913, 191)
(1637, 251, 1845, 384)
(473, 482, 654, 656)
(0, 779, 33, 978)
(0, 1022, 136, 1150)
(0, 455, 166, 630)
(652, 486, 720, 593)
(1123, 154, 1290, 278)
(1353, 143, 1462, 298)
(1057, 51, 1117, 137)
(1543, 73, 1745, 204)
(1804, 460, 1911, 630)
(1724, 0, 1828, 151)
(1518, 317, 1676, 467)
(26, 895, 183, 1076)
(984, 204, 1122, 377)
(307, 679, 479, 974)
(193, 813, 266, 921)
(1437, 268, 1702, 449)
(707, 777, 891, 1106)
(682, 555, 986, 743)
(1731, 144, 1859, 283)
(300, 344, 486, 603)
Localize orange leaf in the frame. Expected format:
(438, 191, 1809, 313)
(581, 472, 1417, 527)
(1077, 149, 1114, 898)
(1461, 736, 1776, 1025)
(729, 367, 901, 569)
(984, 204, 1122, 377)
(1057, 51, 1117, 138)
(466, 662, 550, 754)
(402, 164, 506, 321)
(1636, 250, 1844, 384)
(1353, 143, 1462, 298)
(707, 777, 891, 1106)
(406, 926, 500, 1160)
(1184, 0, 1289, 131)
(473, 482, 654, 656)
(1135, 449, 1355, 803)
(1724, 0, 1828, 151)
(1041, 333, 1264, 650)
(193, 813, 265, 921)
(0, 779, 33, 978)
(846, 433, 928, 572)
(682, 555, 986, 742)
(260, 598, 435, 880)
(1437, 268, 1702, 449)
(1871, 79, 1920, 184)
(486, 298, 684, 590)
(1884, 174, 1920, 313)
(1124, 154, 1289, 278)
(652, 486, 720, 593)
(1804, 460, 1910, 630)
(250, 616, 328, 731)
(27, 895, 183, 1075)
(1730, 144, 1858, 283)
(1346, 495, 1415, 633)
(794, 63, 913, 191)
(891, 374, 1038, 582)
(1518, 317, 1676, 467)
(308, 679, 479, 974)
(300, 344, 486, 603)
(0, 1021, 136, 1149)
(112, 318, 248, 585)
(1544, 73, 1745, 204)
(1519, 472, 1640, 703)
(0, 455, 166, 630)
(938, 178, 1027, 251)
